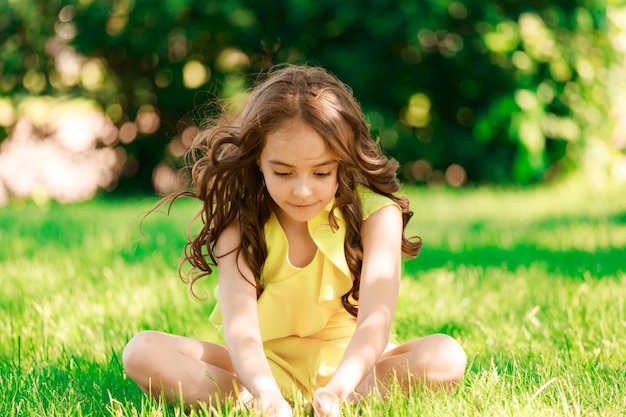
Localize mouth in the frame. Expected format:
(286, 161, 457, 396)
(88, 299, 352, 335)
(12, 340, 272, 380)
(291, 202, 317, 209)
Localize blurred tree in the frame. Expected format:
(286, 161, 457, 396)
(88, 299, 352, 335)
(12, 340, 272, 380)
(1, 0, 625, 202)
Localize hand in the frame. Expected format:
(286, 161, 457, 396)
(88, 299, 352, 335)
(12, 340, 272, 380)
(313, 387, 341, 417)
(254, 390, 293, 417)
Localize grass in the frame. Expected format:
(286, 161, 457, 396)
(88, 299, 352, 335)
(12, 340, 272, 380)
(1, 178, 625, 416)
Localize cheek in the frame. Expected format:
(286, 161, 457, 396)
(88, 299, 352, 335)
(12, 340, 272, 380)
(262, 176, 284, 199)
(324, 179, 339, 199)
(331, 174, 339, 192)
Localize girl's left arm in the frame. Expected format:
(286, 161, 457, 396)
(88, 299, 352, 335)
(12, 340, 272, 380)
(322, 204, 404, 399)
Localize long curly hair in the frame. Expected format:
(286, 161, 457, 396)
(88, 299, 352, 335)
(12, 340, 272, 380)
(165, 64, 421, 317)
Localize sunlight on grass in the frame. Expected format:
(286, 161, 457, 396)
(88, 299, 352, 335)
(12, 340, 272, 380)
(1, 179, 625, 416)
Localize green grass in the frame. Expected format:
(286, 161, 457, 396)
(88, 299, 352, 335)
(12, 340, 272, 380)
(1, 178, 625, 416)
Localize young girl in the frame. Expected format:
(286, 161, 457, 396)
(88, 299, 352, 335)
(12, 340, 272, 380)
(122, 65, 466, 417)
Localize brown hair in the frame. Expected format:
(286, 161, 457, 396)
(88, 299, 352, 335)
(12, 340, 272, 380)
(165, 64, 421, 317)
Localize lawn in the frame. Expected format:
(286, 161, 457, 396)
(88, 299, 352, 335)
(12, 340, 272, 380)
(1, 178, 625, 416)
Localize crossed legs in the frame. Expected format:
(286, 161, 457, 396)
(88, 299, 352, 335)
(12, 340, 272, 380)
(122, 331, 466, 406)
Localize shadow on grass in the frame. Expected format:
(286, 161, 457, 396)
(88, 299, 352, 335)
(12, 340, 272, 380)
(405, 244, 625, 280)
(405, 210, 626, 280)
(0, 199, 190, 264)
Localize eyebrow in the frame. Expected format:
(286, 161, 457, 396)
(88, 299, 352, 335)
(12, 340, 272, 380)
(267, 159, 338, 168)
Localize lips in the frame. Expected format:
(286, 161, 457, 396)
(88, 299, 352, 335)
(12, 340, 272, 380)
(291, 202, 317, 209)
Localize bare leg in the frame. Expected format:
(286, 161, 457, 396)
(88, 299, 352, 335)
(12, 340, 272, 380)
(122, 330, 248, 407)
(356, 333, 467, 397)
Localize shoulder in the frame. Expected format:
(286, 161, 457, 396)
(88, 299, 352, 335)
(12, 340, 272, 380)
(361, 204, 402, 235)
(357, 185, 401, 220)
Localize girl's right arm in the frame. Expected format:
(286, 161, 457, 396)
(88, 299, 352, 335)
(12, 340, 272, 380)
(215, 221, 292, 417)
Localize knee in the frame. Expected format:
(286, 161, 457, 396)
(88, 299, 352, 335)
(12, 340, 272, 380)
(426, 333, 467, 384)
(122, 330, 162, 379)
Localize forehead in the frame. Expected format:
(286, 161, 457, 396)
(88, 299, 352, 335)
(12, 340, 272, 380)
(261, 119, 336, 163)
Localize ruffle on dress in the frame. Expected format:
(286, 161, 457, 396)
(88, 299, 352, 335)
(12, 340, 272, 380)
(208, 186, 399, 331)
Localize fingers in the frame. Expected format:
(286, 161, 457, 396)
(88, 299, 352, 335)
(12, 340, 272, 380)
(313, 388, 340, 417)
(254, 390, 293, 417)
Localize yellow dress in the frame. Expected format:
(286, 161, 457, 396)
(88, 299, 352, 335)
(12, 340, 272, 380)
(210, 186, 399, 395)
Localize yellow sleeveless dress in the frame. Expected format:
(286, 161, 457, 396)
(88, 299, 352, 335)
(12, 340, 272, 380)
(210, 186, 398, 396)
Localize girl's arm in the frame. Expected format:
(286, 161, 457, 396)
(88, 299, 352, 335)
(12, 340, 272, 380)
(322, 204, 404, 399)
(216, 222, 291, 416)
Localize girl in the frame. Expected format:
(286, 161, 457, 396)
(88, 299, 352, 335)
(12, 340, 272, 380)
(122, 65, 466, 417)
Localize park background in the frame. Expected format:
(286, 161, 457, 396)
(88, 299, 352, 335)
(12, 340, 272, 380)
(1, 1, 626, 416)
(1, 0, 626, 201)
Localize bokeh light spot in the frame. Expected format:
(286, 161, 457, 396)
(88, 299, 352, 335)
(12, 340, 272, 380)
(576, 58, 595, 81)
(167, 136, 186, 158)
(183, 60, 209, 89)
(0, 99, 124, 205)
(414, 160, 433, 181)
(229, 8, 257, 29)
(518, 117, 545, 153)
(119, 121, 138, 144)
(59, 5, 76, 22)
(216, 48, 250, 73)
(23, 70, 47, 93)
(181, 125, 199, 147)
(155, 69, 174, 88)
(106, 14, 128, 36)
(484, 21, 519, 54)
(113, 0, 134, 14)
(0, 99, 16, 126)
(136, 105, 160, 134)
(106, 103, 123, 123)
(449, 2, 467, 20)
(168, 29, 188, 62)
(54, 21, 77, 40)
(56, 47, 82, 87)
(418, 29, 438, 49)
(152, 163, 186, 195)
(537, 81, 555, 104)
(80, 59, 105, 90)
(402, 93, 431, 128)
(515, 89, 540, 111)
(440, 33, 464, 57)
(550, 57, 572, 82)
(519, 13, 555, 62)
(512, 50, 533, 72)
(445, 164, 467, 187)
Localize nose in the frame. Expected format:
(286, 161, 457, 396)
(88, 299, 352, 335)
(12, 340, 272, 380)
(293, 178, 313, 198)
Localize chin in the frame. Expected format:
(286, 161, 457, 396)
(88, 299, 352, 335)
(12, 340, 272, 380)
(282, 206, 322, 222)
(285, 211, 317, 223)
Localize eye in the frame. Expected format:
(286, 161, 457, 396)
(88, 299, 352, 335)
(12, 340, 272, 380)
(314, 172, 332, 177)
(272, 170, 291, 177)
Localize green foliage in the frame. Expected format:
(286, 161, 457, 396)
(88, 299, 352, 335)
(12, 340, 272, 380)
(1, 181, 626, 415)
(1, 0, 625, 194)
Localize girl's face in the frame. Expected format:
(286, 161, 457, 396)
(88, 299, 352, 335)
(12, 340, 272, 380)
(259, 118, 339, 225)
